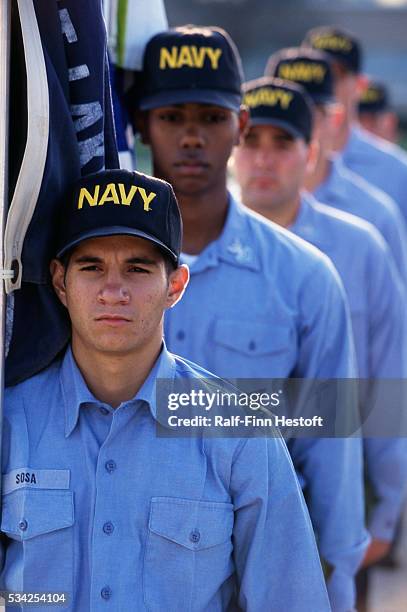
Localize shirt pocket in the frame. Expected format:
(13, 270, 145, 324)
(1, 489, 74, 606)
(143, 497, 234, 611)
(213, 318, 295, 377)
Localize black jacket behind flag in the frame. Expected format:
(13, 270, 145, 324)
(6, 0, 119, 386)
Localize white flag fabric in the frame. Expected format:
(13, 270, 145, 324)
(106, 0, 168, 70)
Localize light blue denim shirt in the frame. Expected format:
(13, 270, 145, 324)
(341, 125, 407, 223)
(314, 156, 407, 287)
(1, 345, 331, 611)
(165, 195, 368, 612)
(291, 194, 407, 541)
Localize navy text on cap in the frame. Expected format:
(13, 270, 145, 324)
(243, 76, 314, 143)
(56, 169, 182, 264)
(138, 25, 244, 112)
(265, 47, 334, 105)
(303, 26, 361, 74)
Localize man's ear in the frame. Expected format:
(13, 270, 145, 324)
(356, 74, 369, 100)
(50, 258, 68, 308)
(134, 110, 150, 145)
(237, 105, 250, 145)
(330, 102, 345, 130)
(165, 264, 190, 310)
(306, 138, 319, 175)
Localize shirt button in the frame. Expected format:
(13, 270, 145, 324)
(18, 519, 28, 531)
(103, 521, 115, 535)
(248, 340, 256, 351)
(189, 529, 200, 543)
(100, 587, 112, 600)
(176, 330, 185, 341)
(99, 407, 109, 415)
(105, 460, 117, 473)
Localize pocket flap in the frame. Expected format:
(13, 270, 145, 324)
(149, 497, 233, 551)
(1, 489, 74, 540)
(214, 318, 291, 356)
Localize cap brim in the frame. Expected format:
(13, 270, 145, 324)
(309, 93, 335, 105)
(359, 103, 387, 113)
(331, 57, 358, 74)
(56, 226, 178, 263)
(249, 117, 307, 141)
(138, 89, 242, 112)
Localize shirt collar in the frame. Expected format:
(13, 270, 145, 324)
(341, 125, 363, 162)
(314, 156, 349, 204)
(61, 343, 177, 437)
(186, 194, 260, 274)
(290, 192, 334, 250)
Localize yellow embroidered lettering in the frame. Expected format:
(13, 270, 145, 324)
(279, 62, 326, 84)
(244, 88, 293, 110)
(98, 183, 120, 206)
(362, 89, 380, 103)
(313, 35, 352, 52)
(159, 46, 178, 69)
(78, 185, 100, 209)
(118, 183, 138, 206)
(280, 91, 294, 110)
(160, 45, 222, 70)
(206, 47, 222, 70)
(190, 45, 207, 68)
(177, 45, 194, 68)
(138, 188, 157, 211)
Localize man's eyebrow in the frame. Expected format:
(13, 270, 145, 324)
(73, 256, 103, 264)
(126, 257, 159, 266)
(274, 132, 295, 142)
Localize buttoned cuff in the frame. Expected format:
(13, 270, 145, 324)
(368, 499, 405, 541)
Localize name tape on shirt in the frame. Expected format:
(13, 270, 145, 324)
(3, 468, 70, 495)
(278, 61, 327, 84)
(159, 45, 222, 70)
(244, 87, 294, 110)
(78, 183, 157, 211)
(311, 35, 352, 53)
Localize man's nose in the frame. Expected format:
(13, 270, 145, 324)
(254, 149, 275, 168)
(97, 275, 130, 304)
(180, 123, 205, 149)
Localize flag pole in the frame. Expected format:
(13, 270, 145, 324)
(0, 0, 12, 507)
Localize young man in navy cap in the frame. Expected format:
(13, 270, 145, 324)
(232, 76, 407, 576)
(265, 46, 407, 287)
(137, 25, 369, 611)
(358, 79, 399, 144)
(303, 26, 407, 223)
(0, 169, 331, 610)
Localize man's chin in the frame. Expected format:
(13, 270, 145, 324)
(171, 174, 211, 196)
(244, 193, 278, 215)
(92, 338, 138, 356)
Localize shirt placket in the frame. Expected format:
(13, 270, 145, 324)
(89, 404, 136, 609)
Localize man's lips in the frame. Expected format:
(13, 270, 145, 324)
(250, 176, 278, 189)
(174, 160, 209, 176)
(95, 315, 132, 326)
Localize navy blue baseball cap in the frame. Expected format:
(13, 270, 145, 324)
(56, 169, 182, 264)
(265, 47, 334, 105)
(243, 77, 314, 143)
(303, 26, 361, 74)
(359, 79, 389, 113)
(138, 25, 244, 112)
